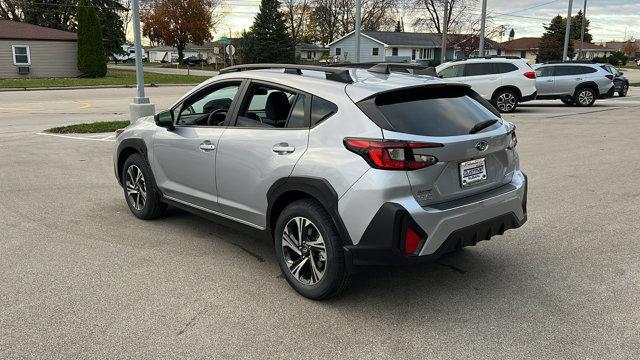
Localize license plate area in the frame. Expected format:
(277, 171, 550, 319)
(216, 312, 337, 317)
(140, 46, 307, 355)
(459, 158, 487, 187)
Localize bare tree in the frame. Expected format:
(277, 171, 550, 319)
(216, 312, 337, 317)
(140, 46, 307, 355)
(413, 0, 478, 34)
(0, 0, 24, 20)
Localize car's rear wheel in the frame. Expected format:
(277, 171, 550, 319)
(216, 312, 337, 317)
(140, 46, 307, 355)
(274, 199, 351, 300)
(122, 154, 166, 219)
(619, 83, 628, 97)
(561, 98, 574, 106)
(492, 90, 518, 113)
(574, 87, 596, 106)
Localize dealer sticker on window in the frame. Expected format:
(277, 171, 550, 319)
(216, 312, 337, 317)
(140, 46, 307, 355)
(460, 158, 487, 187)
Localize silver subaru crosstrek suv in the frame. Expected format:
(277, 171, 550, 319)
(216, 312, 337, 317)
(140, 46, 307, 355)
(533, 61, 615, 106)
(113, 64, 528, 299)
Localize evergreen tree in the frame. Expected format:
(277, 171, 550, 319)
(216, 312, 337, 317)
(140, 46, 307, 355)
(567, 10, 592, 43)
(77, 0, 107, 77)
(394, 21, 402, 32)
(250, 0, 293, 63)
(93, 0, 127, 56)
(537, 15, 572, 62)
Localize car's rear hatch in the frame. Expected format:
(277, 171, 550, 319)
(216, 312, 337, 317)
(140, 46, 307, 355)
(355, 84, 518, 206)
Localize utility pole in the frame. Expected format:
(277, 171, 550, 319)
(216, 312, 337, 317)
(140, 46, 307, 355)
(478, 0, 487, 57)
(129, 0, 155, 123)
(562, 0, 573, 61)
(441, 0, 448, 63)
(355, 0, 361, 62)
(578, 0, 587, 59)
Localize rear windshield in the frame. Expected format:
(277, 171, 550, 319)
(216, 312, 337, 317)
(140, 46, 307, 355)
(358, 86, 501, 137)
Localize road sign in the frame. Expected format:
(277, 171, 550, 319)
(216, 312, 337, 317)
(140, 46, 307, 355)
(225, 44, 236, 56)
(219, 37, 230, 45)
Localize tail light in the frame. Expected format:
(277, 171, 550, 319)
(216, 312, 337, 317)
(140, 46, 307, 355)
(508, 126, 518, 149)
(344, 138, 442, 170)
(605, 74, 614, 80)
(523, 71, 536, 79)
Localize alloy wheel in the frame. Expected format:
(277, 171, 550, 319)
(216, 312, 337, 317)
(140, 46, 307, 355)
(281, 216, 327, 285)
(125, 165, 147, 211)
(578, 90, 594, 105)
(496, 93, 516, 112)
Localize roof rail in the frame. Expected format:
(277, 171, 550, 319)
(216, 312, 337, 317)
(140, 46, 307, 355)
(543, 60, 596, 64)
(327, 62, 438, 76)
(451, 55, 522, 62)
(219, 63, 353, 84)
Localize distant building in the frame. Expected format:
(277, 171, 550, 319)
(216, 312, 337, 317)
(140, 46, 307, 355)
(0, 20, 79, 79)
(327, 31, 497, 64)
(148, 43, 220, 63)
(499, 37, 541, 63)
(296, 43, 329, 64)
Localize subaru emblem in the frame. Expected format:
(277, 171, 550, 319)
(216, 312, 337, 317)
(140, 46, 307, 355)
(475, 140, 488, 152)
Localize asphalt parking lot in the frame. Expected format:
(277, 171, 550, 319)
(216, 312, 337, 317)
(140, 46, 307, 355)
(1, 86, 639, 359)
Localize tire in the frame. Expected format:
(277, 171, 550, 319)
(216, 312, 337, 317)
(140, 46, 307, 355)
(492, 89, 518, 113)
(122, 153, 167, 220)
(561, 98, 574, 106)
(274, 199, 351, 300)
(619, 83, 628, 97)
(573, 87, 596, 107)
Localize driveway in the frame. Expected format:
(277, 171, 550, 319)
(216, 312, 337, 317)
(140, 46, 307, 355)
(1, 87, 639, 359)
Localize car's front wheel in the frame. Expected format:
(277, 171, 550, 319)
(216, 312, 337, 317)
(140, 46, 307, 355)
(574, 87, 597, 106)
(492, 90, 518, 113)
(619, 83, 628, 97)
(122, 154, 166, 219)
(274, 199, 351, 300)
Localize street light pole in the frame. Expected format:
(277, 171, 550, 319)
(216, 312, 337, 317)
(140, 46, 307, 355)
(441, 0, 448, 63)
(355, 0, 361, 62)
(578, 0, 587, 59)
(562, 0, 574, 61)
(478, 0, 487, 57)
(129, 0, 155, 122)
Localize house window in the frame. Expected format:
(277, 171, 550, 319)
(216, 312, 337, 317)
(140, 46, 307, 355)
(307, 51, 312, 60)
(392, 47, 398, 56)
(335, 47, 341, 56)
(372, 47, 379, 56)
(520, 50, 526, 58)
(412, 49, 416, 60)
(12, 45, 31, 65)
(415, 48, 433, 60)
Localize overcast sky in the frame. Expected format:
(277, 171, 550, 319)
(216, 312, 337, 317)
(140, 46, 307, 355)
(217, 0, 640, 43)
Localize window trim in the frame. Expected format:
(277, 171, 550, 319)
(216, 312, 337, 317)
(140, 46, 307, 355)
(12, 45, 31, 65)
(229, 79, 312, 130)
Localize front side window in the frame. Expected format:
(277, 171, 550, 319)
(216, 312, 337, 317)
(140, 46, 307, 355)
(12, 45, 30, 65)
(372, 47, 379, 56)
(438, 64, 464, 78)
(235, 83, 308, 128)
(177, 82, 240, 126)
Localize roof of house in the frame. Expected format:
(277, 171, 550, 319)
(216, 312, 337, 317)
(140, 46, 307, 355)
(297, 42, 329, 51)
(0, 20, 77, 41)
(500, 37, 540, 51)
(363, 31, 442, 47)
(573, 40, 613, 50)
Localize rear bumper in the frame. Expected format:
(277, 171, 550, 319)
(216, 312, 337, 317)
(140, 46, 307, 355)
(344, 171, 528, 267)
(520, 91, 537, 102)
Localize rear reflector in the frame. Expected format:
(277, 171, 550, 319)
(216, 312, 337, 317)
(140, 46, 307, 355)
(524, 71, 536, 79)
(344, 138, 442, 170)
(404, 227, 422, 255)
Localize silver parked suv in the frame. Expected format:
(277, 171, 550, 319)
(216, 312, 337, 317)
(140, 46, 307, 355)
(533, 61, 615, 106)
(114, 64, 528, 299)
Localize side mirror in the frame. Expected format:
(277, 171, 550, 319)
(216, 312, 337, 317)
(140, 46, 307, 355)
(154, 109, 175, 130)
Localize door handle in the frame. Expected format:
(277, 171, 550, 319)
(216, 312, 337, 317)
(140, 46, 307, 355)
(272, 143, 295, 154)
(576, 78, 582, 81)
(546, 79, 553, 82)
(199, 140, 215, 152)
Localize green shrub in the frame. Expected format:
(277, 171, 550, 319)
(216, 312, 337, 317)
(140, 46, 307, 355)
(77, 0, 107, 77)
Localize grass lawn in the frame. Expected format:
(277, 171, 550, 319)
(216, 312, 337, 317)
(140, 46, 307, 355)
(46, 121, 130, 134)
(0, 69, 209, 89)
(631, 82, 640, 87)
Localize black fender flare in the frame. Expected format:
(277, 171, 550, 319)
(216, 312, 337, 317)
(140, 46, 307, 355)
(116, 138, 148, 186)
(266, 177, 353, 245)
(574, 81, 600, 96)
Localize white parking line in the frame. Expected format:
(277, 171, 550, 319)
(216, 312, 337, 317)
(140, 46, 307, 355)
(36, 132, 116, 142)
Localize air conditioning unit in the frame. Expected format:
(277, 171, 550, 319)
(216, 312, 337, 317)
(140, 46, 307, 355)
(17, 66, 30, 75)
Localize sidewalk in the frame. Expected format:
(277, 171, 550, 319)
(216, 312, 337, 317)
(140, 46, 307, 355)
(109, 64, 218, 77)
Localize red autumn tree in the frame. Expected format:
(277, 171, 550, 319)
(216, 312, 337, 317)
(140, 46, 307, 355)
(142, 0, 220, 62)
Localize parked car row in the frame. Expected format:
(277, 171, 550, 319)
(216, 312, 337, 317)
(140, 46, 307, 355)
(435, 56, 626, 112)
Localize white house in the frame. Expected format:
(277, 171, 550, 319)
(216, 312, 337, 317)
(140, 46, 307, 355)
(296, 42, 329, 63)
(148, 43, 220, 63)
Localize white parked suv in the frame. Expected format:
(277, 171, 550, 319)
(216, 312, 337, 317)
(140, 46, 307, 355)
(436, 56, 537, 113)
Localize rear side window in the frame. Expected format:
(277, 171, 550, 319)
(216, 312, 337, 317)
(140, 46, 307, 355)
(465, 63, 496, 76)
(556, 66, 597, 76)
(358, 86, 502, 137)
(311, 96, 338, 126)
(495, 63, 518, 73)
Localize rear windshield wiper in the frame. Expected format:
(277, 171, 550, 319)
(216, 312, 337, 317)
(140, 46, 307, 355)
(469, 119, 498, 134)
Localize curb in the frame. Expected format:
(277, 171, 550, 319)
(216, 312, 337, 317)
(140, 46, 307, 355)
(0, 83, 196, 92)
